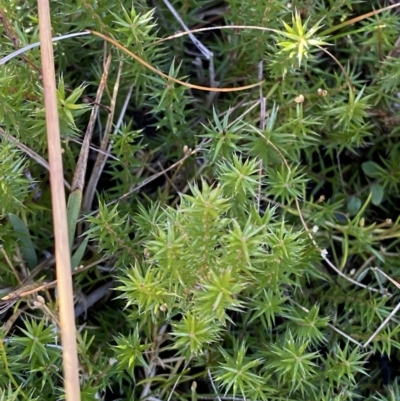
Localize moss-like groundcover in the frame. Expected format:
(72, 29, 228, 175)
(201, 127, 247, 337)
(1, 0, 400, 400)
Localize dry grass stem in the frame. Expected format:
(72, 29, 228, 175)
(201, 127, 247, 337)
(37, 1, 80, 398)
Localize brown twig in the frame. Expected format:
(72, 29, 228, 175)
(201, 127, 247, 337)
(0, 257, 108, 300)
(72, 52, 112, 194)
(82, 60, 122, 212)
(74, 52, 112, 240)
(88, 29, 262, 93)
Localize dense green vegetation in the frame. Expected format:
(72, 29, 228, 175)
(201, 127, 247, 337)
(1, 0, 400, 399)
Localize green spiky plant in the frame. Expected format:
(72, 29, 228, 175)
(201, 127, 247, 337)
(1, 0, 400, 400)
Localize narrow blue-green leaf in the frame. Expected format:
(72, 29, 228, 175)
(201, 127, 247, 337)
(71, 236, 89, 269)
(8, 213, 38, 269)
(67, 190, 82, 252)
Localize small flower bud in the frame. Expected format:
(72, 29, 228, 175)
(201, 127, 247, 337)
(36, 295, 45, 305)
(33, 296, 45, 308)
(295, 94, 304, 103)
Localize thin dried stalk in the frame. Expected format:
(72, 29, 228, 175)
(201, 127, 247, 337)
(37, 0, 81, 400)
(82, 61, 123, 212)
